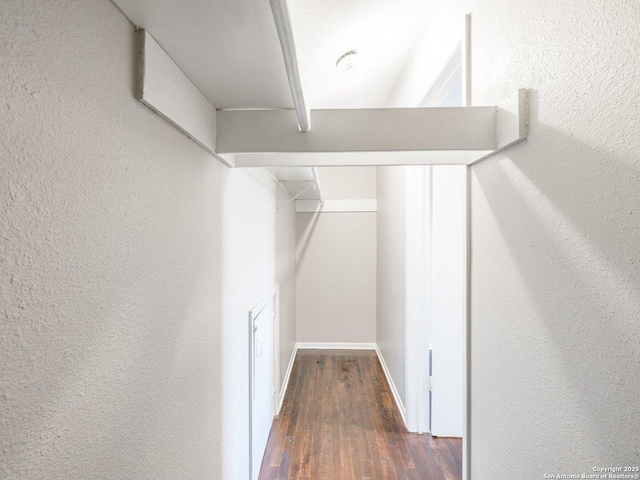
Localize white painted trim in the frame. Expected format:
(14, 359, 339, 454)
(465, 164, 472, 480)
(277, 343, 297, 414)
(295, 199, 377, 213)
(462, 14, 472, 109)
(374, 346, 407, 426)
(296, 342, 376, 350)
(248, 285, 279, 480)
(235, 151, 490, 167)
(404, 166, 430, 434)
(216, 107, 497, 153)
(463, 15, 472, 479)
(419, 42, 463, 108)
(135, 30, 233, 168)
(273, 286, 281, 419)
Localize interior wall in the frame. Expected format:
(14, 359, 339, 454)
(376, 166, 407, 406)
(0, 1, 296, 479)
(314, 166, 377, 199)
(470, 0, 640, 476)
(295, 167, 377, 344)
(276, 198, 296, 385)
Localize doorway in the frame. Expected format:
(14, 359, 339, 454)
(249, 286, 279, 480)
(404, 15, 470, 478)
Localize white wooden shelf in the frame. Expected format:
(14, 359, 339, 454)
(136, 29, 528, 169)
(267, 167, 323, 209)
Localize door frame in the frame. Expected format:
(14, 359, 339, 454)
(248, 284, 280, 480)
(405, 166, 431, 434)
(404, 13, 472, 480)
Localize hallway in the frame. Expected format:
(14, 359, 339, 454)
(3, 1, 639, 478)
(259, 350, 462, 479)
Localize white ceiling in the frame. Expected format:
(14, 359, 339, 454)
(113, 0, 435, 109)
(288, 0, 435, 108)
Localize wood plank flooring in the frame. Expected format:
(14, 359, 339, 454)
(259, 350, 462, 480)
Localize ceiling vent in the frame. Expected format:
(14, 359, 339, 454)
(335, 50, 358, 72)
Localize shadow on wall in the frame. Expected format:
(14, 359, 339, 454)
(0, 3, 229, 477)
(471, 90, 640, 465)
(295, 210, 322, 267)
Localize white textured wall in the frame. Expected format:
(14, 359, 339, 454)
(276, 199, 297, 385)
(295, 167, 377, 344)
(315, 167, 377, 199)
(296, 212, 377, 343)
(376, 166, 407, 406)
(0, 1, 296, 479)
(470, 0, 640, 476)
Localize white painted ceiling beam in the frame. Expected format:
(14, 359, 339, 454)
(135, 30, 234, 167)
(230, 90, 528, 166)
(135, 30, 527, 167)
(234, 151, 492, 167)
(216, 106, 497, 153)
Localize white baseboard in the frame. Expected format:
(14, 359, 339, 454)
(287, 342, 406, 428)
(296, 342, 377, 350)
(277, 343, 298, 414)
(374, 345, 407, 427)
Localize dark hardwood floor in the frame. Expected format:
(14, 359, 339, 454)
(259, 350, 462, 480)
